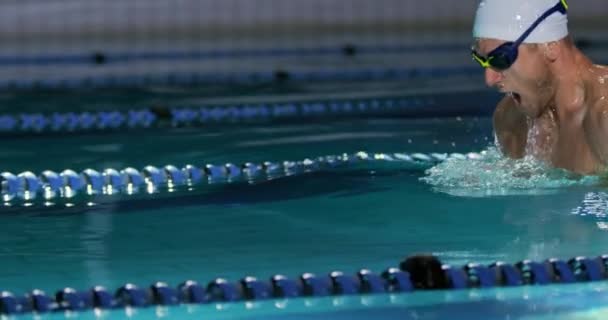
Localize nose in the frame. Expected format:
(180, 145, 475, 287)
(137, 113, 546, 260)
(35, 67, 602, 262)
(484, 68, 504, 87)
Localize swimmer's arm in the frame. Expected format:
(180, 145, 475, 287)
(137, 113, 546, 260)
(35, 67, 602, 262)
(493, 97, 528, 158)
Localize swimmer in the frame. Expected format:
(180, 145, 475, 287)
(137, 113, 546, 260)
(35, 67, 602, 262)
(471, 0, 608, 174)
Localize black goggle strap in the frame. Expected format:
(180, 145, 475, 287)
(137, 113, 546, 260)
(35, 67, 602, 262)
(512, 0, 569, 48)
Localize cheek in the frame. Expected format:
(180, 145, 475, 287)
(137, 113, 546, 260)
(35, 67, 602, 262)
(510, 60, 547, 89)
(505, 69, 534, 91)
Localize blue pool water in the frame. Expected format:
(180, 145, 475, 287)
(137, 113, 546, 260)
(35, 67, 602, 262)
(3, 94, 608, 319)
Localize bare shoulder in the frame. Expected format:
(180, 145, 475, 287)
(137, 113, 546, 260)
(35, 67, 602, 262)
(493, 96, 527, 158)
(584, 94, 608, 164)
(589, 96, 608, 116)
(586, 65, 608, 127)
(587, 95, 608, 131)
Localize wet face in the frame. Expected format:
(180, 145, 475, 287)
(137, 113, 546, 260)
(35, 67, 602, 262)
(475, 38, 555, 118)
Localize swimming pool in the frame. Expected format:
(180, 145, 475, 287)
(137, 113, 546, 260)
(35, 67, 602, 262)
(3, 80, 608, 319)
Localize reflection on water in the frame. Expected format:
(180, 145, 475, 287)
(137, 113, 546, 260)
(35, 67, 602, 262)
(82, 208, 113, 286)
(571, 192, 608, 231)
(572, 192, 608, 219)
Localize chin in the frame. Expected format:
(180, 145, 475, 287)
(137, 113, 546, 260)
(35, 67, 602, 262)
(517, 104, 542, 118)
(516, 97, 544, 118)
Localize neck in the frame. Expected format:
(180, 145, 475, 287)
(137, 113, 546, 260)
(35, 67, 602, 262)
(548, 45, 591, 115)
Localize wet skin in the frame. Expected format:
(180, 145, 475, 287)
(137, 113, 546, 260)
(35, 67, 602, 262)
(476, 38, 608, 174)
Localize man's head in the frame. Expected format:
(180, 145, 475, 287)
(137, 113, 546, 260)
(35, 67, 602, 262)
(471, 0, 570, 117)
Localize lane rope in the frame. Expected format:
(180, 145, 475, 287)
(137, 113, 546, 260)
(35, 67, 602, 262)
(0, 151, 484, 206)
(0, 95, 439, 133)
(0, 43, 467, 66)
(0, 89, 500, 134)
(0, 254, 605, 315)
(0, 66, 480, 91)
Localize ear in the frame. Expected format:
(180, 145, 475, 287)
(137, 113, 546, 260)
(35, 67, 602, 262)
(542, 41, 560, 62)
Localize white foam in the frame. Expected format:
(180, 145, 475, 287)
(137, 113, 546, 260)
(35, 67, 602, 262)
(420, 147, 600, 197)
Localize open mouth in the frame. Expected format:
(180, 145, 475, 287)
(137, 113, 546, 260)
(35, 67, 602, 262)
(508, 92, 522, 105)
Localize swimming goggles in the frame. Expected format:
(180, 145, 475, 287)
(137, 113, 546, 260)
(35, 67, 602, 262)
(471, 0, 568, 71)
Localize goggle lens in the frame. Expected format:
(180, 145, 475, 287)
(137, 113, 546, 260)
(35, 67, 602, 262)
(471, 42, 517, 71)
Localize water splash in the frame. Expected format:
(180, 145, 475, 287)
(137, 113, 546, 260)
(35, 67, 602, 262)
(570, 192, 608, 231)
(420, 147, 601, 197)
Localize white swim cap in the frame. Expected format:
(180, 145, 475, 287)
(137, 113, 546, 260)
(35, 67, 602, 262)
(473, 0, 568, 43)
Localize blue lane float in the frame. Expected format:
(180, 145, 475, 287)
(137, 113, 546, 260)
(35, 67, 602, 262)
(0, 151, 483, 206)
(0, 254, 607, 315)
(0, 110, 156, 133)
(0, 40, 603, 67)
(0, 66, 482, 92)
(0, 44, 467, 67)
(0, 89, 499, 134)
(0, 97, 431, 133)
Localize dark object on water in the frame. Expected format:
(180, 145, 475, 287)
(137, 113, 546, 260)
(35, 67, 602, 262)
(400, 254, 448, 289)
